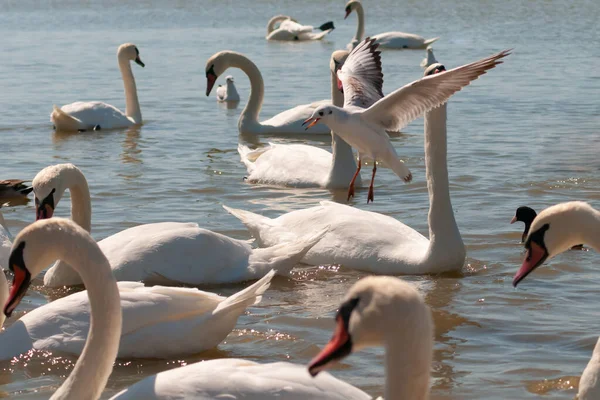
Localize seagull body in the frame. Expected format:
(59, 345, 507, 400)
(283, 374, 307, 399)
(304, 38, 510, 202)
(216, 75, 240, 103)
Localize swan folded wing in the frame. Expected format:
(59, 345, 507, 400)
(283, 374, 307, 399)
(361, 49, 511, 132)
(339, 38, 384, 109)
(111, 360, 371, 399)
(279, 19, 314, 34)
(60, 101, 133, 129)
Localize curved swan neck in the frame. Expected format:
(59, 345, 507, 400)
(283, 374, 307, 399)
(329, 68, 356, 174)
(566, 208, 600, 251)
(48, 225, 121, 399)
(226, 53, 264, 131)
(118, 55, 142, 123)
(266, 15, 288, 34)
(424, 104, 464, 256)
(353, 3, 365, 43)
(64, 167, 92, 233)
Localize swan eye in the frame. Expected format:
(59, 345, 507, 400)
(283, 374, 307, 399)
(345, 5, 350, 12)
(318, 111, 324, 117)
(206, 65, 216, 78)
(329, 110, 333, 115)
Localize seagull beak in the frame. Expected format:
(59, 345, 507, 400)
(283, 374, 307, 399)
(302, 117, 320, 130)
(510, 216, 517, 224)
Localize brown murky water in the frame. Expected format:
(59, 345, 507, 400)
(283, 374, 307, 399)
(1, 0, 599, 398)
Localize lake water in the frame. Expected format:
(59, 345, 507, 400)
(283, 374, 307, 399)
(1, 0, 599, 398)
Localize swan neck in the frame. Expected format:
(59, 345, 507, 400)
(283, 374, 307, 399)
(384, 331, 431, 400)
(354, 3, 365, 42)
(118, 56, 142, 123)
(574, 210, 600, 252)
(50, 233, 121, 399)
(229, 54, 264, 131)
(424, 104, 464, 255)
(66, 169, 92, 233)
(266, 15, 287, 34)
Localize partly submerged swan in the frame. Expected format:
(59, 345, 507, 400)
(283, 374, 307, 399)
(205, 51, 331, 135)
(216, 75, 240, 103)
(309, 275, 433, 400)
(0, 179, 32, 202)
(222, 59, 488, 275)
(33, 164, 324, 287)
(266, 15, 335, 41)
(344, 0, 438, 50)
(51, 43, 144, 132)
(513, 201, 600, 287)
(4, 218, 122, 399)
(304, 39, 509, 202)
(1, 232, 276, 359)
(510, 202, 600, 399)
(238, 50, 361, 189)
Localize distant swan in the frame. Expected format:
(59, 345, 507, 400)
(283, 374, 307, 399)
(51, 43, 144, 132)
(344, 0, 438, 50)
(205, 51, 331, 135)
(266, 15, 335, 41)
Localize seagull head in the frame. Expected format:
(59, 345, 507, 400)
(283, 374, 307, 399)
(225, 75, 235, 83)
(302, 105, 337, 130)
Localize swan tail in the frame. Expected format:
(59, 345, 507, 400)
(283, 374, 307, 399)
(424, 37, 440, 46)
(318, 21, 335, 31)
(238, 143, 272, 165)
(248, 228, 327, 276)
(51, 105, 83, 132)
(215, 270, 275, 313)
(223, 205, 279, 245)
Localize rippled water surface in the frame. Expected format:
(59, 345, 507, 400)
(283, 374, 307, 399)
(1, 0, 600, 398)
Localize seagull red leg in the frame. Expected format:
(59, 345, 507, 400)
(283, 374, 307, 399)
(367, 161, 377, 203)
(347, 157, 362, 201)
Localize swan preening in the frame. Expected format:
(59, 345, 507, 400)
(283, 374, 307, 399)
(238, 50, 361, 189)
(216, 75, 240, 103)
(266, 15, 335, 41)
(304, 39, 510, 202)
(32, 163, 325, 287)
(219, 51, 511, 274)
(50, 43, 144, 132)
(205, 50, 331, 135)
(344, 0, 438, 50)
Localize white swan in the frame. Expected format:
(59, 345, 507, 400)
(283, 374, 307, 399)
(421, 46, 437, 68)
(510, 201, 600, 399)
(216, 75, 240, 103)
(32, 163, 324, 287)
(0, 210, 12, 271)
(3, 218, 122, 399)
(205, 51, 331, 135)
(222, 58, 485, 275)
(304, 39, 510, 202)
(238, 50, 361, 189)
(1, 256, 275, 359)
(309, 275, 433, 399)
(50, 43, 144, 132)
(344, 0, 439, 50)
(266, 15, 335, 41)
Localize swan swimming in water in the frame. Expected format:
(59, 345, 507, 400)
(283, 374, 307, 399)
(266, 15, 335, 41)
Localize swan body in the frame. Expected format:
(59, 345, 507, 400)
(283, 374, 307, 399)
(110, 358, 370, 400)
(51, 43, 144, 132)
(238, 50, 361, 189)
(0, 210, 12, 271)
(33, 164, 324, 287)
(205, 51, 331, 135)
(344, 0, 438, 50)
(216, 75, 240, 103)
(0, 179, 32, 202)
(3, 218, 122, 399)
(580, 338, 600, 400)
(222, 58, 495, 275)
(309, 276, 433, 400)
(266, 15, 335, 41)
(0, 269, 275, 360)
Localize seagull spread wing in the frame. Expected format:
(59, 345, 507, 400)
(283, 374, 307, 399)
(360, 49, 512, 132)
(338, 37, 384, 109)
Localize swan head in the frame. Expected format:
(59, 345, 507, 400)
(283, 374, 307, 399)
(4, 218, 87, 317)
(117, 43, 144, 68)
(205, 51, 237, 96)
(32, 164, 78, 220)
(330, 50, 349, 92)
(344, 0, 360, 19)
(513, 201, 594, 287)
(424, 62, 446, 77)
(302, 105, 338, 130)
(308, 276, 432, 376)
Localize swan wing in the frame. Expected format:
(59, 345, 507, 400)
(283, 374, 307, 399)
(339, 38, 384, 109)
(58, 101, 133, 129)
(361, 49, 511, 131)
(109, 359, 371, 400)
(279, 19, 314, 34)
